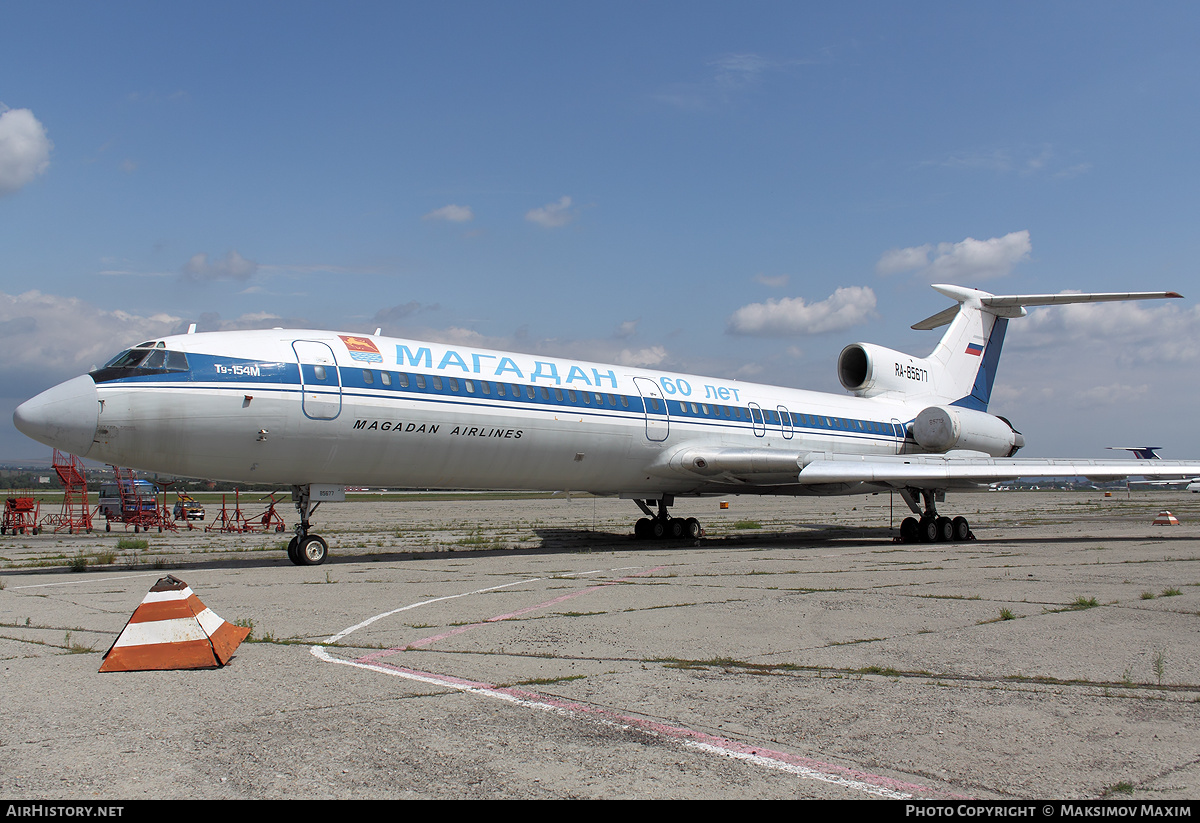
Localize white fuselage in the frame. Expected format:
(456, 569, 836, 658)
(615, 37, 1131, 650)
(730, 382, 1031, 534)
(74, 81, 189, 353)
(66, 329, 926, 496)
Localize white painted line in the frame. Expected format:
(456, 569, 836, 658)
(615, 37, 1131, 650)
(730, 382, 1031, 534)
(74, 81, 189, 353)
(310, 564, 935, 798)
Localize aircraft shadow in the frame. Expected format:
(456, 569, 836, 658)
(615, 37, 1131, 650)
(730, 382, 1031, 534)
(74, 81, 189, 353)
(4, 524, 1195, 577)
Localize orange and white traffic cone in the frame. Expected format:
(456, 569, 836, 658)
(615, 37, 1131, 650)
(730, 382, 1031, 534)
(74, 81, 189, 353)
(99, 575, 251, 672)
(1153, 510, 1181, 526)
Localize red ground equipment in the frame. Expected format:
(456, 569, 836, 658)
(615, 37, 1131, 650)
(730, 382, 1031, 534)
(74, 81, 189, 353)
(41, 450, 93, 534)
(102, 466, 177, 533)
(2, 494, 40, 535)
(205, 490, 287, 533)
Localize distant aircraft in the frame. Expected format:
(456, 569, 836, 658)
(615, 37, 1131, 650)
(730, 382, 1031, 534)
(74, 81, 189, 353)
(14, 284, 1200, 565)
(1109, 447, 1200, 490)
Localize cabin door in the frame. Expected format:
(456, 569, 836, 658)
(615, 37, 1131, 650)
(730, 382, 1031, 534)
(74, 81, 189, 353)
(632, 377, 669, 442)
(292, 340, 342, 420)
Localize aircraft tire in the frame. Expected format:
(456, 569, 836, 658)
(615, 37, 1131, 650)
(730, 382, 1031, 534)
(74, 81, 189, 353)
(287, 536, 301, 565)
(684, 517, 702, 539)
(917, 516, 939, 543)
(899, 517, 919, 543)
(935, 516, 954, 542)
(667, 518, 685, 539)
(298, 534, 328, 566)
(952, 516, 971, 541)
(650, 519, 666, 539)
(635, 518, 652, 539)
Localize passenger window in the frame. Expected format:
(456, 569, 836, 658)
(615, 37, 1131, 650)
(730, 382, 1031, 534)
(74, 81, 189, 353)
(415, 374, 426, 389)
(381, 371, 392, 386)
(363, 370, 373, 384)
(313, 365, 326, 381)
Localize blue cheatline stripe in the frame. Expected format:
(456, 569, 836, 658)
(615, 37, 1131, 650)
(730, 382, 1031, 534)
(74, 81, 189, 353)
(97, 358, 906, 444)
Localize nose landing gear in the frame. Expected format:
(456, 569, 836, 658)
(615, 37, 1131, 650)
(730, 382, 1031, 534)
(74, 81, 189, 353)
(287, 485, 328, 565)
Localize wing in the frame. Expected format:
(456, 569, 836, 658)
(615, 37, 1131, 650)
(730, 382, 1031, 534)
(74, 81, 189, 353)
(660, 446, 1200, 492)
(796, 454, 1200, 490)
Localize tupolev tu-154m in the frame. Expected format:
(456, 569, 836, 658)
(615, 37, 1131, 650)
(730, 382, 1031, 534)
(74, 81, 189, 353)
(14, 283, 1200, 566)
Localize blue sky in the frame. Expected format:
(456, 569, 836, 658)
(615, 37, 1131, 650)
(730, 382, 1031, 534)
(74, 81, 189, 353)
(2, 2, 1199, 461)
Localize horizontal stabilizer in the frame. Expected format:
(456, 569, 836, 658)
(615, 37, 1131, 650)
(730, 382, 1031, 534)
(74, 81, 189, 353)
(912, 285, 1182, 330)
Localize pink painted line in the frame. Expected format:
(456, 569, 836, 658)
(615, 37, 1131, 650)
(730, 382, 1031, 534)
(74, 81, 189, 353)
(356, 565, 665, 665)
(327, 564, 960, 798)
(352, 655, 946, 799)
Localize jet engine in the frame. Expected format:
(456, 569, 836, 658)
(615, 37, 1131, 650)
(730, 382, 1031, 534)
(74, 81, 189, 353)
(838, 343, 940, 399)
(912, 405, 1024, 457)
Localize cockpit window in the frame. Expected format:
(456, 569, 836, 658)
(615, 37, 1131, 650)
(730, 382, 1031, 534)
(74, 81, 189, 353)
(94, 349, 190, 380)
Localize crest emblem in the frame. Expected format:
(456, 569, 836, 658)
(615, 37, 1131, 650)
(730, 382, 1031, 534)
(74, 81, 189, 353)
(339, 335, 384, 363)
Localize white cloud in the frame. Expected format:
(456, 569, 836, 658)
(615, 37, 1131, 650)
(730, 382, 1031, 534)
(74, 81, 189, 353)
(525, 196, 575, 228)
(614, 346, 667, 368)
(653, 51, 822, 111)
(423, 204, 474, 222)
(0, 291, 182, 384)
(753, 273, 790, 288)
(726, 286, 877, 336)
(181, 250, 259, 281)
(0, 107, 52, 196)
(876, 230, 1031, 282)
(1013, 299, 1200, 367)
(615, 319, 639, 339)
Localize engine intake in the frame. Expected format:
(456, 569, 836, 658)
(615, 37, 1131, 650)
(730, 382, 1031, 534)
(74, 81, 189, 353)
(838, 343, 939, 398)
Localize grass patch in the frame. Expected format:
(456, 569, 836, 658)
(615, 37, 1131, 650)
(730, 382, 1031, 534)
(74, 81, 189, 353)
(513, 674, 587, 687)
(116, 537, 149, 551)
(1071, 596, 1100, 610)
(732, 520, 762, 529)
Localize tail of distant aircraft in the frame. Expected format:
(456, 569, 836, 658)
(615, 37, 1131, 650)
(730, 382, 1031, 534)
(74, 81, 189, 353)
(838, 284, 1181, 412)
(1107, 446, 1163, 460)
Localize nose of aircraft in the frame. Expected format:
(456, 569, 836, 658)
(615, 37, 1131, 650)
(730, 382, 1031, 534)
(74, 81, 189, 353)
(13, 375, 100, 457)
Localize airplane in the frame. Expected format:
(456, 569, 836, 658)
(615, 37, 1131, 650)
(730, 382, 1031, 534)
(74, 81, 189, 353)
(1108, 447, 1200, 491)
(14, 283, 1200, 566)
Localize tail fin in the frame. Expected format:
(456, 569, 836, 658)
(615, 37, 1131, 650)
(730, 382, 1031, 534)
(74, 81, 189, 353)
(839, 284, 1181, 410)
(1107, 446, 1163, 460)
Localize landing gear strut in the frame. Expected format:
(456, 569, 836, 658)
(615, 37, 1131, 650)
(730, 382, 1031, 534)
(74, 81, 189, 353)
(632, 496, 703, 540)
(897, 488, 973, 544)
(287, 485, 328, 565)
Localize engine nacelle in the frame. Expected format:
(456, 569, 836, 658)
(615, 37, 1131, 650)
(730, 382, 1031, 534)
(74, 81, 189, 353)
(912, 405, 1024, 457)
(838, 343, 939, 399)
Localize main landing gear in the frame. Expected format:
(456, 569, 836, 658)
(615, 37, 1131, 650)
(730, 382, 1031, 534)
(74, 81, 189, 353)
(287, 485, 328, 565)
(632, 496, 703, 540)
(897, 488, 974, 544)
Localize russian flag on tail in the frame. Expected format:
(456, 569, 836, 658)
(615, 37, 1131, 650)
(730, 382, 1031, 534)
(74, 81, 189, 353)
(965, 341, 984, 356)
(99, 575, 251, 672)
